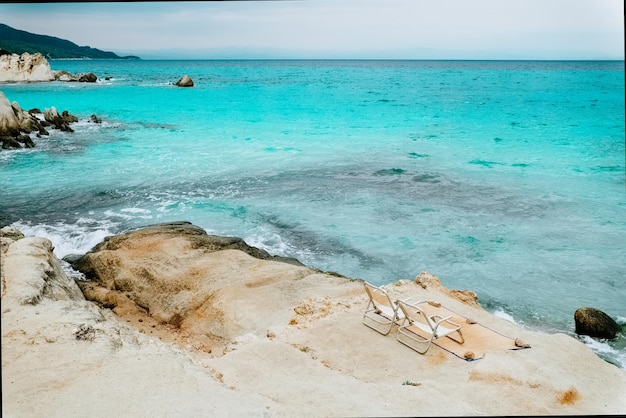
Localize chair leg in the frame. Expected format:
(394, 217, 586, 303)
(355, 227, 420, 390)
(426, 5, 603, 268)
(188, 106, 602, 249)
(445, 329, 464, 345)
(363, 311, 394, 335)
(397, 327, 433, 354)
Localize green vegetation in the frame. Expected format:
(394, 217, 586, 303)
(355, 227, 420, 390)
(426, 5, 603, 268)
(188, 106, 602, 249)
(0, 23, 139, 59)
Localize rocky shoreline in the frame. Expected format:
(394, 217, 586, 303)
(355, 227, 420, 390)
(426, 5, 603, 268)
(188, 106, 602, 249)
(0, 91, 99, 150)
(0, 51, 106, 150)
(2, 222, 625, 416)
(0, 51, 98, 83)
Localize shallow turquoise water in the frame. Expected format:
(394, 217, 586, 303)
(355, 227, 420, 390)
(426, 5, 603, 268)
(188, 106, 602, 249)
(1, 60, 625, 366)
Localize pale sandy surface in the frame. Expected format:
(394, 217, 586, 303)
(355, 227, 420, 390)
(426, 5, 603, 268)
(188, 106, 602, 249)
(2, 233, 626, 417)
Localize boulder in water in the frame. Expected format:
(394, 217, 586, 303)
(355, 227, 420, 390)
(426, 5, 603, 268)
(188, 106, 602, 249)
(0, 91, 50, 149)
(43, 106, 78, 132)
(175, 74, 194, 87)
(574, 307, 621, 339)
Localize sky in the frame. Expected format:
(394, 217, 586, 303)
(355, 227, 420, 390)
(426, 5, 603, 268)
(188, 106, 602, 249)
(0, 0, 624, 60)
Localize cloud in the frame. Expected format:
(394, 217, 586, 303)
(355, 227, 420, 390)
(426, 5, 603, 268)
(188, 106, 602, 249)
(0, 0, 623, 59)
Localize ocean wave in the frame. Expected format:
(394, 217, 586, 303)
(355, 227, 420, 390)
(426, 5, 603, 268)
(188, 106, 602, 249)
(492, 307, 520, 324)
(11, 219, 119, 258)
(579, 335, 626, 369)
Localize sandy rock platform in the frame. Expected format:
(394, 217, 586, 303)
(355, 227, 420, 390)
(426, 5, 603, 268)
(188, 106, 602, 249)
(2, 223, 625, 417)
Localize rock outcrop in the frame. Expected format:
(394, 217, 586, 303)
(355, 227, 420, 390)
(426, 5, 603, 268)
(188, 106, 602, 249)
(574, 307, 621, 339)
(1, 226, 84, 304)
(0, 51, 55, 82)
(415, 271, 480, 307)
(0, 51, 98, 83)
(53, 69, 98, 83)
(175, 74, 194, 87)
(0, 91, 82, 149)
(43, 106, 78, 132)
(68, 221, 347, 352)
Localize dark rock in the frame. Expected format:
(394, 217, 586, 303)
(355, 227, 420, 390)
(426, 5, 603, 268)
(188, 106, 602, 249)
(574, 307, 621, 339)
(16, 134, 35, 148)
(61, 110, 78, 123)
(90, 114, 102, 123)
(62, 253, 84, 266)
(44, 107, 77, 132)
(1, 93, 80, 151)
(54, 70, 98, 82)
(1, 136, 23, 149)
(175, 74, 194, 87)
(78, 72, 97, 83)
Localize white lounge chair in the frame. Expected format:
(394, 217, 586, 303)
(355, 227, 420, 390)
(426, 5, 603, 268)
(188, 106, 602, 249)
(396, 300, 465, 354)
(362, 281, 409, 335)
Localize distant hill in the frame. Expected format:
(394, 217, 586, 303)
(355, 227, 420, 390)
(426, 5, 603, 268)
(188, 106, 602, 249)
(0, 23, 140, 59)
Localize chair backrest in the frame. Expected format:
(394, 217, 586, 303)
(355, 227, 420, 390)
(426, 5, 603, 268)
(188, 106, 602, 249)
(364, 282, 399, 319)
(397, 300, 435, 333)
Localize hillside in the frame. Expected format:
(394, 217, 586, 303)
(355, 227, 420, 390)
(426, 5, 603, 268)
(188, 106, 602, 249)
(0, 23, 139, 59)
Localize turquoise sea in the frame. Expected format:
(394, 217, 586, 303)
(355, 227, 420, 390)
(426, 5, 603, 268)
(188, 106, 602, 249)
(1, 59, 625, 366)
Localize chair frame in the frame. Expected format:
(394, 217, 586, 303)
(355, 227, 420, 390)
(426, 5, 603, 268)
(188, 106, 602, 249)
(362, 281, 409, 335)
(396, 300, 465, 354)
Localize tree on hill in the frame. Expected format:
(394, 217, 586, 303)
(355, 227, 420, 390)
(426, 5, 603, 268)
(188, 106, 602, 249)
(0, 23, 139, 59)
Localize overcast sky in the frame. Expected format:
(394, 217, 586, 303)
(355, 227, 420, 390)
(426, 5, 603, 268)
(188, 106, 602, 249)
(1, 0, 623, 59)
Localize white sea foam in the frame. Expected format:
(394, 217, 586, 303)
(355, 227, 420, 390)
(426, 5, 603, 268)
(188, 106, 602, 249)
(580, 335, 626, 369)
(11, 219, 118, 259)
(120, 207, 152, 214)
(245, 230, 293, 257)
(103, 209, 154, 221)
(492, 307, 519, 324)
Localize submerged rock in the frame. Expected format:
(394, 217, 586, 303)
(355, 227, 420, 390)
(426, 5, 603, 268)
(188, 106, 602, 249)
(574, 307, 621, 339)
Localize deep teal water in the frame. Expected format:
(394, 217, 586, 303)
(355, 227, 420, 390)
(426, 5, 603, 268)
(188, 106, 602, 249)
(1, 59, 625, 366)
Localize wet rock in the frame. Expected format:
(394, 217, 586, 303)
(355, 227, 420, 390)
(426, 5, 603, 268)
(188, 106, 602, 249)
(0, 91, 50, 149)
(175, 74, 194, 87)
(574, 307, 621, 339)
(44, 106, 77, 132)
(54, 70, 98, 82)
(78, 72, 97, 83)
(16, 134, 35, 148)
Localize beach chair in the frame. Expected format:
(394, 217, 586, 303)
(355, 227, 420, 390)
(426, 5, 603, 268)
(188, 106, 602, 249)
(362, 281, 408, 335)
(396, 300, 465, 354)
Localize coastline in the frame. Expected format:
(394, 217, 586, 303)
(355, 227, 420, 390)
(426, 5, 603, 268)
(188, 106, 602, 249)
(2, 225, 625, 417)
